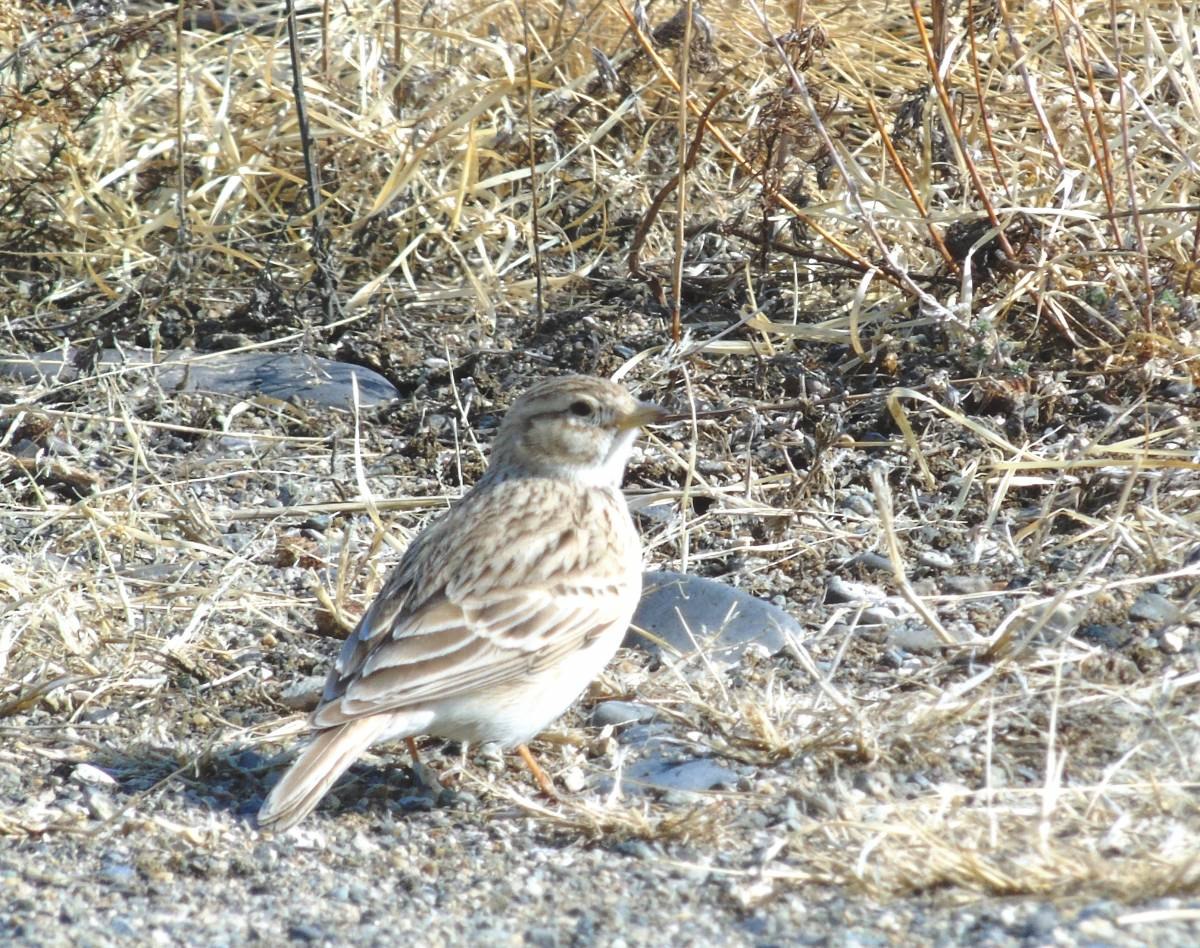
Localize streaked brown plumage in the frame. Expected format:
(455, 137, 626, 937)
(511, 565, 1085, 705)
(256, 375, 663, 830)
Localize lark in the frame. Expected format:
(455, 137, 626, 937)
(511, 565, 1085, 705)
(257, 374, 664, 830)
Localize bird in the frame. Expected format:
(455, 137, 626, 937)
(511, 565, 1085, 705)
(256, 374, 666, 831)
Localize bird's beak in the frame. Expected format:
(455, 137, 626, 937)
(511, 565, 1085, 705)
(617, 401, 670, 430)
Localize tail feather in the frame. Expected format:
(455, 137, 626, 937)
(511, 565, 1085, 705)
(257, 717, 391, 831)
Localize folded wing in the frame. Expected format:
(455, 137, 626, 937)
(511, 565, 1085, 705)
(311, 583, 630, 728)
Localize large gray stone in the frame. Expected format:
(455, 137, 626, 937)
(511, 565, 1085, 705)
(0, 348, 399, 410)
(628, 570, 799, 666)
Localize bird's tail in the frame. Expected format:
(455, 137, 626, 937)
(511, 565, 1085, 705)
(256, 716, 391, 832)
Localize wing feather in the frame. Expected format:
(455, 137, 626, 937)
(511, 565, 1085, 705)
(311, 585, 631, 728)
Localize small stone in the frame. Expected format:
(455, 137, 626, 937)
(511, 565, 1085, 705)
(614, 840, 658, 861)
(1130, 591, 1182, 624)
(916, 549, 954, 570)
(942, 575, 992, 595)
(861, 606, 900, 627)
(842, 493, 874, 517)
(279, 675, 326, 710)
(887, 621, 948, 654)
(590, 701, 657, 728)
(1019, 903, 1060, 938)
(0, 348, 400, 410)
(634, 502, 675, 524)
(201, 331, 255, 350)
(99, 863, 136, 887)
(825, 577, 887, 605)
(396, 794, 435, 813)
(71, 763, 117, 786)
(80, 708, 119, 725)
(847, 551, 892, 572)
(1159, 625, 1187, 653)
(852, 770, 893, 798)
(560, 767, 586, 793)
(1077, 916, 1119, 940)
(85, 788, 117, 821)
(438, 789, 478, 810)
(1076, 624, 1131, 650)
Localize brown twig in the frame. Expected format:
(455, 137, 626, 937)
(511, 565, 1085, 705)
(862, 95, 957, 270)
(628, 89, 730, 302)
(522, 2, 545, 325)
(1107, 0, 1155, 331)
(284, 0, 341, 333)
(1052, 1, 1121, 246)
(910, 0, 1015, 262)
(965, 0, 1014, 204)
(669, 0, 695, 344)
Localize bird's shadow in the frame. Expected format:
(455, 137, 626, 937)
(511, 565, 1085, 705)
(75, 740, 448, 827)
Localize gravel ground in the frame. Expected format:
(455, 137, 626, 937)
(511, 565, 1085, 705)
(4, 786, 1199, 948)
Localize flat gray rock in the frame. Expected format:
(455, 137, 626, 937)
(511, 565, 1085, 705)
(591, 728, 741, 798)
(628, 570, 798, 666)
(0, 348, 399, 410)
(623, 754, 738, 795)
(1129, 591, 1182, 625)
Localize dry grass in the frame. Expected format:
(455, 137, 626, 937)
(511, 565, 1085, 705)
(2, 0, 1199, 914)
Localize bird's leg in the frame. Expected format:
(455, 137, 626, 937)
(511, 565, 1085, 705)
(517, 744, 559, 799)
(406, 737, 447, 790)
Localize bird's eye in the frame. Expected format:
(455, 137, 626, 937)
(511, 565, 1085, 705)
(568, 400, 594, 418)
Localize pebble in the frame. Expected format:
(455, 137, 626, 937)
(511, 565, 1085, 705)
(99, 863, 137, 887)
(1130, 591, 1182, 624)
(842, 493, 874, 517)
(941, 575, 992, 595)
(85, 788, 117, 821)
(279, 675, 326, 710)
(437, 788, 478, 810)
(395, 794, 435, 813)
(1077, 623, 1131, 650)
(616, 721, 675, 750)
(634, 502, 676, 524)
(915, 549, 954, 570)
(589, 701, 658, 728)
(560, 767, 586, 793)
(825, 577, 887, 605)
(847, 551, 891, 572)
(861, 606, 900, 627)
(1159, 626, 1187, 653)
(71, 763, 117, 786)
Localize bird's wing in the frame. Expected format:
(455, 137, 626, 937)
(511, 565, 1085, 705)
(310, 583, 631, 727)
